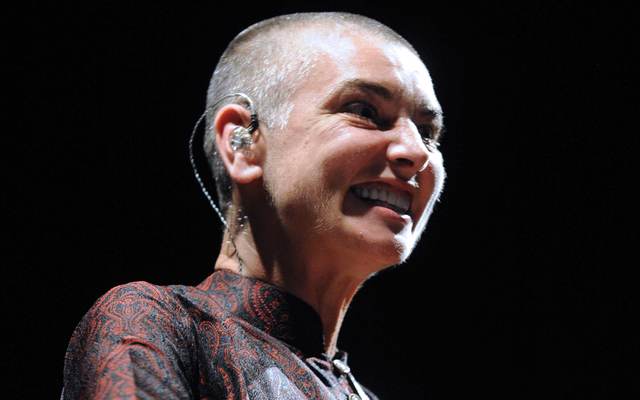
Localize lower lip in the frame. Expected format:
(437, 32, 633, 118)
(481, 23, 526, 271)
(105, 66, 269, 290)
(349, 190, 411, 225)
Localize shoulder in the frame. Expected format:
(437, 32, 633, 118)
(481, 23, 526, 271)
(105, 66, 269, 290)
(92, 280, 178, 310)
(67, 280, 192, 350)
(63, 281, 197, 398)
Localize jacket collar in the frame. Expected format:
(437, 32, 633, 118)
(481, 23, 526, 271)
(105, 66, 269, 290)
(197, 268, 346, 362)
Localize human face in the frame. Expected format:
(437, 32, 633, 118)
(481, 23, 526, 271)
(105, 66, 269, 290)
(262, 30, 445, 272)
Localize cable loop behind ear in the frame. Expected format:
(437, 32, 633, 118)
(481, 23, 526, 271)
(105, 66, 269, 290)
(187, 92, 259, 229)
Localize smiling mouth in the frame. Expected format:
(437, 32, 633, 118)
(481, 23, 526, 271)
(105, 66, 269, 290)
(350, 185, 412, 216)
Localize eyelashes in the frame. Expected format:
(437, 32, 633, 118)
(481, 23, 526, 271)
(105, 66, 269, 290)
(341, 100, 440, 148)
(342, 101, 380, 122)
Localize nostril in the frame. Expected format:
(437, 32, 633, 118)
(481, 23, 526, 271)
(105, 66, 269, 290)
(394, 157, 414, 167)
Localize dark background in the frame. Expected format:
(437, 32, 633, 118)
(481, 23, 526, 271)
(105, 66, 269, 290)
(6, 2, 637, 398)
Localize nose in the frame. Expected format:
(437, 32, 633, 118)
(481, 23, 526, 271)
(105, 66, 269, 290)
(386, 120, 430, 180)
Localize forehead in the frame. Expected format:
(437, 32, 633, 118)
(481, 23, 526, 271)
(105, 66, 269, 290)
(293, 27, 441, 113)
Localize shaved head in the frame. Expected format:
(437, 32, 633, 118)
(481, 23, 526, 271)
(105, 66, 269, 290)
(203, 12, 421, 217)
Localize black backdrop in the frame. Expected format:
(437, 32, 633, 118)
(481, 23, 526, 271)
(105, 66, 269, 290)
(6, 2, 637, 398)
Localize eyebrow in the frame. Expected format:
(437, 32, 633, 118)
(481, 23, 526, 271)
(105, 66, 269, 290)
(337, 78, 394, 100)
(327, 78, 445, 139)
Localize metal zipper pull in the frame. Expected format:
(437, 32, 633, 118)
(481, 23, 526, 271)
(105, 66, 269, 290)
(332, 359, 370, 400)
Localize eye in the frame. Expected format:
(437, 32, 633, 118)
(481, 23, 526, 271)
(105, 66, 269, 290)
(342, 101, 379, 121)
(417, 124, 435, 139)
(417, 124, 440, 151)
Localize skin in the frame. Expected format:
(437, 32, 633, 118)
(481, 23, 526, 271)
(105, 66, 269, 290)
(213, 26, 445, 359)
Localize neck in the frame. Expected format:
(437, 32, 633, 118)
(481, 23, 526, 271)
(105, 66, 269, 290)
(214, 224, 376, 359)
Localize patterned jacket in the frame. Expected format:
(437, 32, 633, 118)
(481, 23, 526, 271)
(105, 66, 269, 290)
(63, 268, 379, 399)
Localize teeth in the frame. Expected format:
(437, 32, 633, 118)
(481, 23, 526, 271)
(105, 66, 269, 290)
(352, 185, 411, 213)
(388, 192, 397, 205)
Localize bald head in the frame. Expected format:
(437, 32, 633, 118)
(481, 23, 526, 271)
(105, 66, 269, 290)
(203, 12, 422, 217)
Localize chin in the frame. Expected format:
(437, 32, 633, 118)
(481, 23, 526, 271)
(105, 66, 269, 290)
(337, 218, 414, 266)
(365, 233, 416, 268)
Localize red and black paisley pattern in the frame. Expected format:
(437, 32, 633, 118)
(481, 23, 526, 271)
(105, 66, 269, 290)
(63, 268, 379, 399)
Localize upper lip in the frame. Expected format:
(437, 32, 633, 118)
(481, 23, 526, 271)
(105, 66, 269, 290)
(350, 178, 417, 217)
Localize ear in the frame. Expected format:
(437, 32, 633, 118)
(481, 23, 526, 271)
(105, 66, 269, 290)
(214, 104, 264, 185)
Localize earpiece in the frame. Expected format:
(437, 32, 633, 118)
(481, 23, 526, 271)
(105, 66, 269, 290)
(229, 126, 254, 151)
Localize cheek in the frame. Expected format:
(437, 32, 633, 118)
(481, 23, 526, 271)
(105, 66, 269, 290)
(426, 151, 446, 193)
(265, 122, 387, 210)
(413, 151, 446, 230)
(316, 128, 387, 189)
(262, 149, 330, 219)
